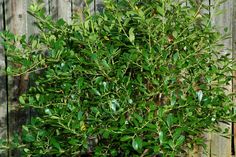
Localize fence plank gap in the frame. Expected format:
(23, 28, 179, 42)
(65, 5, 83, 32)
(72, 0, 85, 21)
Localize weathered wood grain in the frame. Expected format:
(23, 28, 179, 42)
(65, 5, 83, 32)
(58, 0, 72, 22)
(43, 0, 50, 15)
(27, 0, 40, 35)
(72, 0, 85, 21)
(49, 0, 58, 19)
(233, 0, 236, 155)
(5, 0, 30, 156)
(209, 0, 233, 156)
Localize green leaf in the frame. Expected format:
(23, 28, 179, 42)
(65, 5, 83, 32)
(92, 88, 101, 96)
(57, 19, 66, 26)
(173, 53, 179, 62)
(19, 96, 25, 104)
(128, 99, 133, 104)
(156, 6, 164, 16)
(166, 114, 174, 127)
(176, 135, 185, 147)
(133, 113, 143, 123)
(171, 94, 176, 105)
(132, 138, 138, 150)
(23, 148, 30, 153)
(173, 128, 183, 140)
(173, 31, 178, 38)
(109, 99, 119, 112)
(159, 131, 164, 144)
(101, 59, 110, 69)
(146, 123, 156, 129)
(45, 108, 52, 115)
(132, 137, 142, 150)
(50, 138, 61, 150)
(110, 149, 118, 156)
(24, 134, 35, 142)
(36, 94, 40, 101)
(22, 125, 29, 132)
(68, 138, 79, 145)
(77, 111, 83, 120)
(120, 135, 133, 141)
(129, 28, 135, 43)
(32, 40, 37, 48)
(103, 130, 110, 139)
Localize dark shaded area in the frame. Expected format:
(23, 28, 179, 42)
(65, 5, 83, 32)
(232, 122, 235, 155)
(96, 3, 104, 13)
(94, 0, 104, 13)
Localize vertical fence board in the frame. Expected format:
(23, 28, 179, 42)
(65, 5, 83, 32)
(27, 0, 40, 35)
(49, 0, 58, 19)
(210, 0, 233, 156)
(72, 0, 85, 21)
(5, 0, 29, 156)
(0, 0, 7, 156)
(87, 0, 103, 15)
(88, 0, 104, 14)
(58, 0, 72, 22)
(233, 0, 236, 155)
(27, 0, 42, 121)
(94, 0, 103, 13)
(43, 0, 49, 15)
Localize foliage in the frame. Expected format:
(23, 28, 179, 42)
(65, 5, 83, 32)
(1, 0, 236, 156)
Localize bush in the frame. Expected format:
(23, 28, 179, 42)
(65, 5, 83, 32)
(1, 0, 236, 156)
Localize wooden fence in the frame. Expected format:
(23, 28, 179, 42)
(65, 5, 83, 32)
(0, 0, 236, 156)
